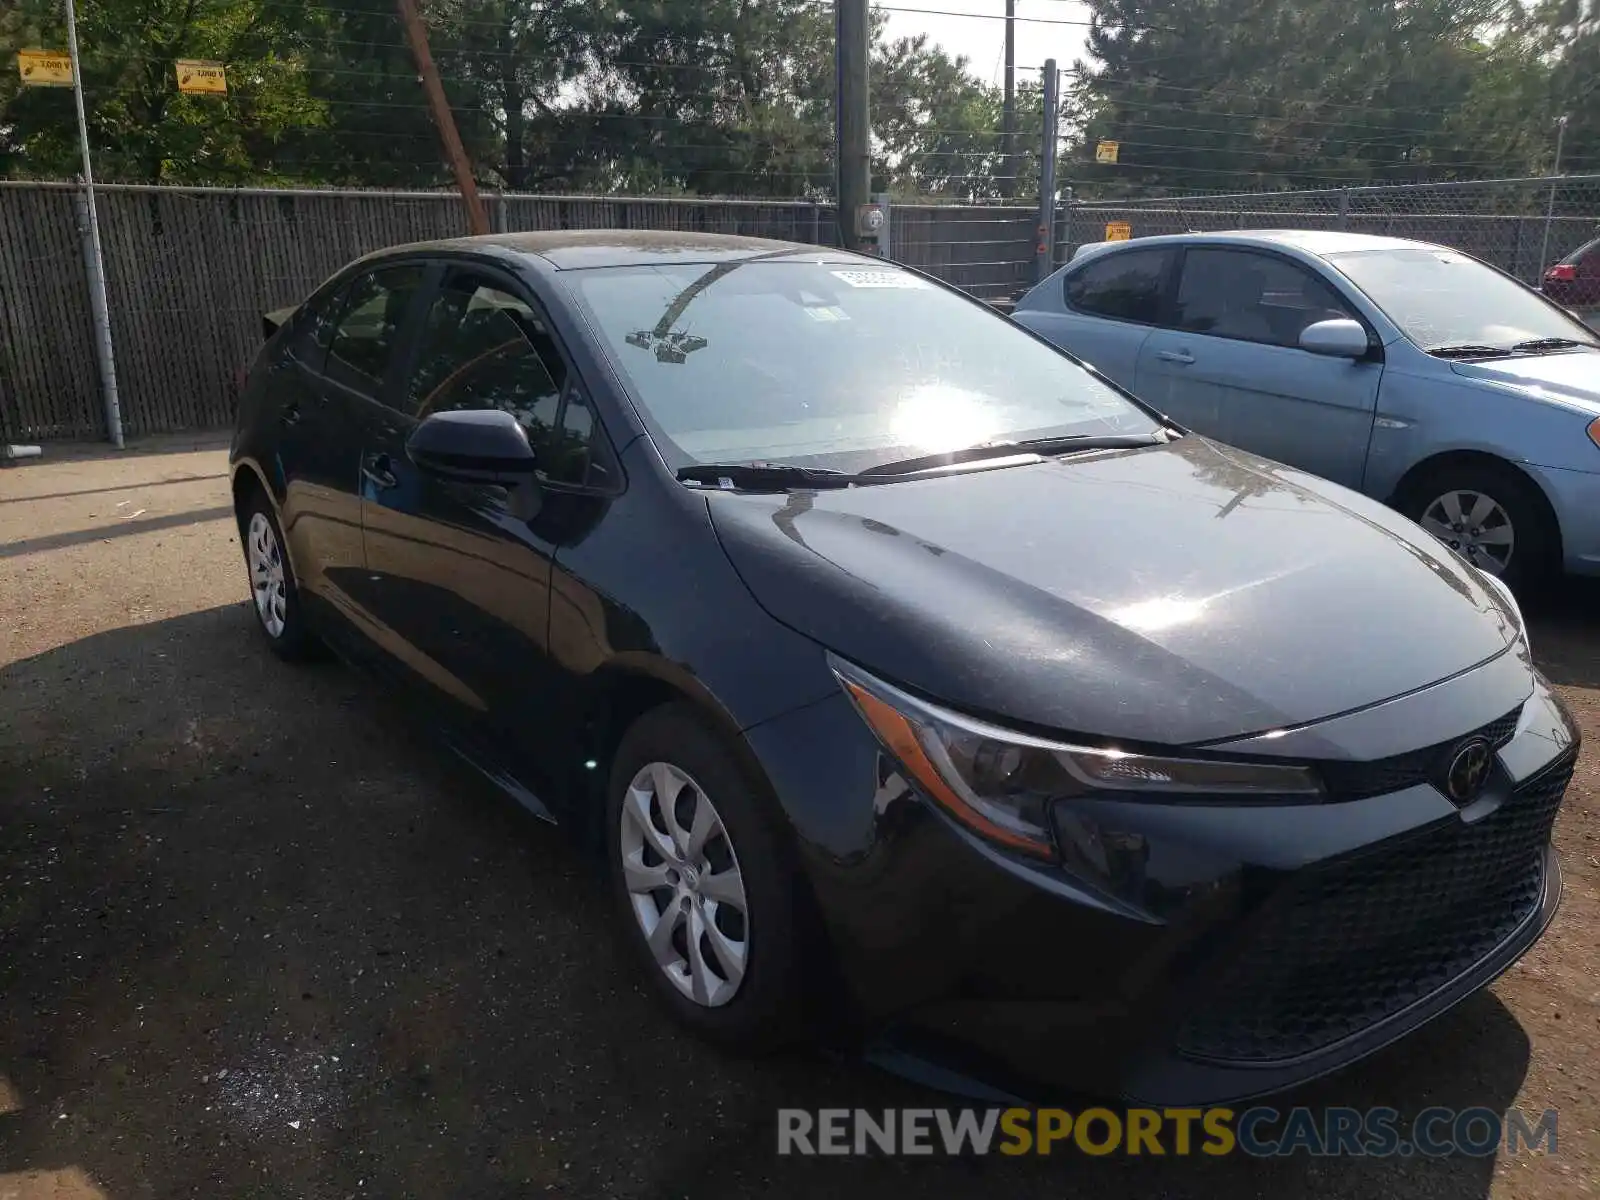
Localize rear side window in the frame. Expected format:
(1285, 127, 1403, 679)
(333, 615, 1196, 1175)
(1064, 248, 1172, 323)
(1562, 236, 1600, 266)
(285, 284, 347, 371)
(325, 264, 427, 395)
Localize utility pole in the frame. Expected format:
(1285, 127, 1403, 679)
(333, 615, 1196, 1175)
(835, 0, 871, 250)
(1034, 60, 1059, 283)
(1538, 114, 1569, 279)
(1001, 0, 1016, 199)
(397, 0, 489, 236)
(65, 0, 124, 448)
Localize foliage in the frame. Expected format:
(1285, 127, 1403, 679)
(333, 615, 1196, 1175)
(2, 0, 1596, 196)
(1068, 0, 1594, 196)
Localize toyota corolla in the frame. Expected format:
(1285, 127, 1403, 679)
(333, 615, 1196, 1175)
(229, 231, 1578, 1105)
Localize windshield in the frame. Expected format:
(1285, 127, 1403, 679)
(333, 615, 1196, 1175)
(1327, 246, 1599, 353)
(565, 259, 1160, 473)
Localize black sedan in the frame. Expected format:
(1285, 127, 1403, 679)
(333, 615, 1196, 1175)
(230, 231, 1578, 1105)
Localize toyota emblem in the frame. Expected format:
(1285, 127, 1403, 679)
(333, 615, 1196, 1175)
(1445, 738, 1493, 804)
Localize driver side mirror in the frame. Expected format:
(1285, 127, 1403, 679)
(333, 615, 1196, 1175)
(1299, 318, 1370, 359)
(407, 408, 538, 484)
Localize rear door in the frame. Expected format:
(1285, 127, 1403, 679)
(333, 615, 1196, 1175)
(1012, 245, 1175, 389)
(1136, 247, 1383, 488)
(273, 264, 426, 634)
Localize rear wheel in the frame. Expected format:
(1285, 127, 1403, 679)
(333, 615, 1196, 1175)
(606, 703, 805, 1051)
(239, 491, 319, 660)
(1400, 461, 1558, 591)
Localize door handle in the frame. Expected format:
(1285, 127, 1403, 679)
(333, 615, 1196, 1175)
(362, 455, 397, 491)
(280, 401, 301, 427)
(1156, 350, 1196, 365)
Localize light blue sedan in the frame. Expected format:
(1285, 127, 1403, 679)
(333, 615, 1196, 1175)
(1013, 230, 1600, 588)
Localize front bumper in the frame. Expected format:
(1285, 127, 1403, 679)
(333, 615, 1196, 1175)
(745, 655, 1579, 1106)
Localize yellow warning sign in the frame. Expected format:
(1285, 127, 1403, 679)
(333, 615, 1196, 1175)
(176, 60, 228, 94)
(17, 49, 73, 88)
(1095, 140, 1120, 165)
(1104, 221, 1132, 242)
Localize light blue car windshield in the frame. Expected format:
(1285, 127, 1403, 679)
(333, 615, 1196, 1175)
(1327, 247, 1600, 353)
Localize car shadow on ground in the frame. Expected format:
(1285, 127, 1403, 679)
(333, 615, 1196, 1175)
(1527, 575, 1600, 691)
(0, 605, 1539, 1199)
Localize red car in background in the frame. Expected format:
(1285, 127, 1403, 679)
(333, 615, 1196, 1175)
(1544, 235, 1600, 310)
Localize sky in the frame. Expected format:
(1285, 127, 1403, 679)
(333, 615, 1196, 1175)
(877, 0, 1094, 87)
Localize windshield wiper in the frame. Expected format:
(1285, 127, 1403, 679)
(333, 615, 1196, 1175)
(676, 462, 860, 491)
(860, 432, 1170, 478)
(1509, 336, 1599, 353)
(1427, 344, 1517, 360)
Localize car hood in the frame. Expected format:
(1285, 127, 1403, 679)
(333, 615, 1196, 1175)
(1450, 349, 1600, 415)
(708, 437, 1519, 746)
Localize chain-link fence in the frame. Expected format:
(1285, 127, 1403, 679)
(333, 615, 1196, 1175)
(4, 174, 1598, 442)
(1064, 174, 1600, 287)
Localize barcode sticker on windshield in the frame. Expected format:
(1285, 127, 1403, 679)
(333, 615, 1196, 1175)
(830, 269, 924, 289)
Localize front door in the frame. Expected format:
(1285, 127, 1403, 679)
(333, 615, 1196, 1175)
(1136, 247, 1384, 489)
(358, 265, 615, 795)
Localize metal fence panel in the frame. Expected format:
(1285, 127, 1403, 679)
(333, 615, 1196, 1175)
(891, 204, 1037, 302)
(0, 187, 100, 441)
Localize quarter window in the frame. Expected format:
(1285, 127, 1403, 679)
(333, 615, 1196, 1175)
(326, 265, 426, 393)
(1065, 248, 1172, 323)
(1175, 249, 1358, 348)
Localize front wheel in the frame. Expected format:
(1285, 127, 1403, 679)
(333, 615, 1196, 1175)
(606, 703, 806, 1051)
(1400, 462, 1558, 591)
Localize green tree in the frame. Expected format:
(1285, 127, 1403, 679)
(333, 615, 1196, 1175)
(2, 0, 329, 183)
(1068, 0, 1544, 195)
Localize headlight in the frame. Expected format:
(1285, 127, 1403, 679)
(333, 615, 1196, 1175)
(1475, 567, 1529, 653)
(830, 655, 1321, 860)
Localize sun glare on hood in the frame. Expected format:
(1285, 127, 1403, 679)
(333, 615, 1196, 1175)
(1112, 595, 1209, 632)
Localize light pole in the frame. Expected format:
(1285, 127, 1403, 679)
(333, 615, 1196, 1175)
(65, 0, 124, 447)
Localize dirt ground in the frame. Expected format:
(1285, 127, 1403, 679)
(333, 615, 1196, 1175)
(0, 439, 1596, 1199)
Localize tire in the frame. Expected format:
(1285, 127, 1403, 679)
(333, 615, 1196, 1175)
(238, 489, 320, 661)
(1399, 460, 1558, 593)
(606, 703, 805, 1052)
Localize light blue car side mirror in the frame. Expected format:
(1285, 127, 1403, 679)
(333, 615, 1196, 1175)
(1299, 318, 1370, 359)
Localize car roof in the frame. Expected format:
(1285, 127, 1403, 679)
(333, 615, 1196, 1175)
(1069, 228, 1440, 261)
(355, 229, 873, 271)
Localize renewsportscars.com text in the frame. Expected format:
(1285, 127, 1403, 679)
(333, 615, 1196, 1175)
(776, 1106, 1559, 1158)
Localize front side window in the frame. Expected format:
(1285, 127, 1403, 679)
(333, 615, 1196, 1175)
(405, 274, 601, 486)
(326, 265, 426, 393)
(1175, 249, 1359, 348)
(568, 259, 1162, 473)
(1329, 247, 1600, 353)
(1065, 248, 1172, 323)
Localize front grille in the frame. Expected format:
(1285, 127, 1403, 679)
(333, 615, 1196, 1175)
(1176, 750, 1573, 1064)
(1319, 706, 1523, 802)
